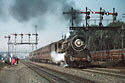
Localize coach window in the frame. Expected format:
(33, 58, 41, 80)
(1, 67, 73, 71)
(58, 43, 62, 49)
(55, 44, 57, 51)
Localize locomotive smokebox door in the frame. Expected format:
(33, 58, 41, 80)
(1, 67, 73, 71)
(71, 35, 85, 51)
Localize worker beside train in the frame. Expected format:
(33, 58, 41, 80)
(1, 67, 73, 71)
(11, 57, 19, 65)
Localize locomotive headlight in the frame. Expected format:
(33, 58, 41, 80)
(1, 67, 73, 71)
(74, 39, 84, 47)
(71, 35, 85, 51)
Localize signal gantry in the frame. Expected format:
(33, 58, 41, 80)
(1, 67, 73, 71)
(63, 7, 118, 30)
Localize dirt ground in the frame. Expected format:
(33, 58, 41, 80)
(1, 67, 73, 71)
(0, 62, 49, 83)
(0, 62, 8, 70)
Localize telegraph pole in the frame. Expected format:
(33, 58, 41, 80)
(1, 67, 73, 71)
(8, 36, 10, 55)
(34, 25, 38, 50)
(5, 35, 11, 56)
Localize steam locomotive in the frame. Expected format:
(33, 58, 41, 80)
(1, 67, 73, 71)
(29, 32, 125, 67)
(61, 34, 92, 67)
(29, 33, 92, 67)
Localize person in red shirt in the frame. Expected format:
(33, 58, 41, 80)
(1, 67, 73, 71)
(11, 58, 16, 65)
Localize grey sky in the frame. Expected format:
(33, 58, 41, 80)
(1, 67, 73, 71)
(0, 0, 124, 52)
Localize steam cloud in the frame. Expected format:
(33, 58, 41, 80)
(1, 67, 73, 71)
(51, 51, 65, 63)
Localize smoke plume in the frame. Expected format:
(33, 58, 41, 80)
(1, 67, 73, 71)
(10, 0, 74, 21)
(7, 0, 76, 30)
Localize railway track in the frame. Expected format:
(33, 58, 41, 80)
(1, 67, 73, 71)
(82, 68, 125, 79)
(93, 67, 125, 74)
(24, 62, 94, 83)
